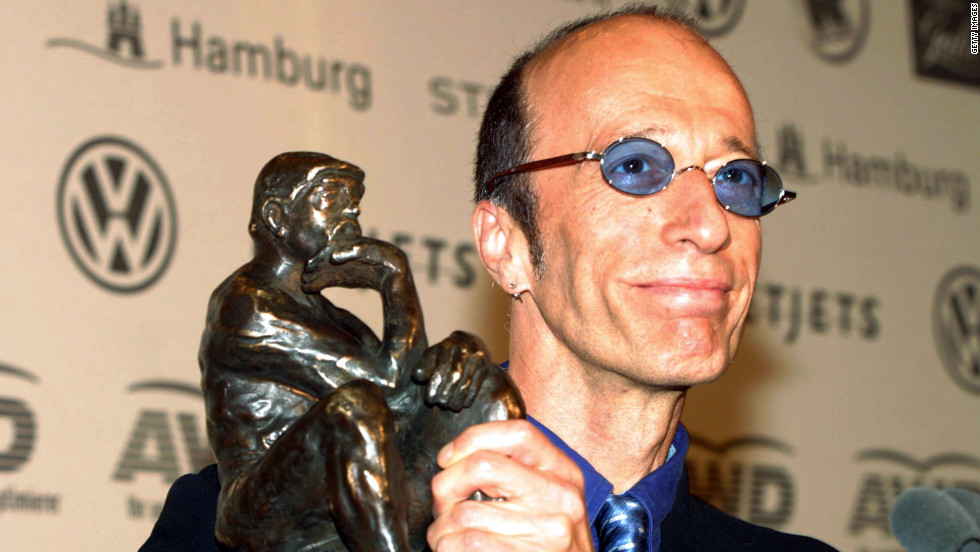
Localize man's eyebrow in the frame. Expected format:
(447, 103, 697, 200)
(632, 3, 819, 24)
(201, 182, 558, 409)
(622, 125, 671, 142)
(622, 127, 761, 159)
(724, 136, 760, 159)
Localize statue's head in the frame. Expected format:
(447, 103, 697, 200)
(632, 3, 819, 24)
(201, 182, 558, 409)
(250, 152, 365, 260)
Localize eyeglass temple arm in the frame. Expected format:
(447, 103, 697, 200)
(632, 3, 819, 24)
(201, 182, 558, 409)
(485, 152, 595, 195)
(778, 190, 796, 205)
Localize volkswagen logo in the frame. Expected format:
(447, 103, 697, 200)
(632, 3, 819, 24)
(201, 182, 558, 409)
(933, 265, 980, 394)
(56, 136, 177, 293)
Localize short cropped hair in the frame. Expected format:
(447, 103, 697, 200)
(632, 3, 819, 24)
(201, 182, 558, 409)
(474, 3, 699, 273)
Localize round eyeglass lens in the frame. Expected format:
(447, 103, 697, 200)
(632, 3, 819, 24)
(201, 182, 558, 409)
(600, 138, 675, 196)
(712, 160, 782, 216)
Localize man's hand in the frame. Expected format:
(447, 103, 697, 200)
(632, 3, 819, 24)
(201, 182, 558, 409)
(427, 420, 595, 552)
(302, 236, 408, 294)
(413, 331, 493, 412)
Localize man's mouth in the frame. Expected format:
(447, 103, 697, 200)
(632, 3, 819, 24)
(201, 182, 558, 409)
(631, 278, 732, 315)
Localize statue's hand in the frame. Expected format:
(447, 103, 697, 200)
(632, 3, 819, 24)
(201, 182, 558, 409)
(413, 331, 492, 412)
(302, 236, 409, 293)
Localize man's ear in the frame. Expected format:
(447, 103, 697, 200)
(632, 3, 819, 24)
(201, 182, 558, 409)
(472, 200, 534, 293)
(261, 197, 288, 238)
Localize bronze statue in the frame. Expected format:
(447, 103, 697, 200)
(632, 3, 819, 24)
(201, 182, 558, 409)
(200, 152, 524, 551)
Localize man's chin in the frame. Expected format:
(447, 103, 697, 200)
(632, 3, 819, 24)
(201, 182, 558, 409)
(643, 348, 732, 388)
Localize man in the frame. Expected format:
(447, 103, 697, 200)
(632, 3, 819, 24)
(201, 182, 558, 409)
(142, 6, 836, 552)
(424, 6, 832, 552)
(180, 152, 522, 551)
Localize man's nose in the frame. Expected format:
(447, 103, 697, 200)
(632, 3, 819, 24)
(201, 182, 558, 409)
(658, 167, 732, 253)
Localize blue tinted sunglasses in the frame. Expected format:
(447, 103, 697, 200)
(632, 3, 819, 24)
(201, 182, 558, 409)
(485, 137, 796, 217)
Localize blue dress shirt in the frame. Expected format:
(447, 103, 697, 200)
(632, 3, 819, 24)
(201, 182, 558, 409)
(527, 415, 689, 552)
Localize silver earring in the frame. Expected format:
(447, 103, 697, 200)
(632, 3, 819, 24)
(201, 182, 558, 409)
(508, 282, 517, 290)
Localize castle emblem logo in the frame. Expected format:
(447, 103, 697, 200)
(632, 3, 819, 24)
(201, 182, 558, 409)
(800, 0, 870, 63)
(56, 137, 177, 293)
(933, 265, 980, 394)
(46, 0, 163, 69)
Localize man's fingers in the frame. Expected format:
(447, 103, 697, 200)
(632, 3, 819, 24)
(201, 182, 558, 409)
(428, 421, 592, 552)
(438, 420, 578, 477)
(431, 451, 532, 514)
(429, 525, 526, 552)
(428, 504, 580, 551)
(432, 448, 584, 516)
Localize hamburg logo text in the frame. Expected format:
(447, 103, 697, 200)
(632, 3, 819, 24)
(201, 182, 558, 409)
(44, 1, 373, 110)
(57, 136, 177, 293)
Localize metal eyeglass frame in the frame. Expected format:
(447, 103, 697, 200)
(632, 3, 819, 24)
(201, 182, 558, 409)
(484, 137, 797, 216)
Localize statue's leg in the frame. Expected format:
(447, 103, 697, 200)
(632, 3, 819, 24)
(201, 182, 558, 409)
(324, 380, 412, 552)
(215, 402, 338, 551)
(215, 381, 412, 552)
(401, 367, 525, 549)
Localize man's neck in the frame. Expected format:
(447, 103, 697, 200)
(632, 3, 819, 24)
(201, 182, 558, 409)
(508, 335, 687, 493)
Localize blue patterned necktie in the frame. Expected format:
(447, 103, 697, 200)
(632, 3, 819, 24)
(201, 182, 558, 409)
(596, 493, 650, 552)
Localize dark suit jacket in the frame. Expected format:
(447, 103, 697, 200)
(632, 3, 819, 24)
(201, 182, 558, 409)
(660, 469, 838, 551)
(140, 464, 838, 551)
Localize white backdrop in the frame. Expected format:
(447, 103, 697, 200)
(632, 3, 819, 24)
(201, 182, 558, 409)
(1, 1, 977, 550)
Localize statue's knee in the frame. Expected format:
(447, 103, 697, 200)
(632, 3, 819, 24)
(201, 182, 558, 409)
(321, 380, 393, 434)
(481, 369, 526, 420)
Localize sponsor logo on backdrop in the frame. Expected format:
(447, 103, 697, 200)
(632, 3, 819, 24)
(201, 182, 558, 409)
(933, 265, 980, 395)
(0, 365, 38, 474)
(57, 136, 177, 293)
(0, 362, 62, 516)
(665, 0, 746, 37)
(46, 1, 372, 111)
(112, 380, 213, 520)
(686, 433, 797, 528)
(46, 0, 164, 69)
(775, 124, 819, 183)
(745, 282, 880, 343)
(847, 449, 980, 545)
(773, 123, 972, 213)
(429, 77, 492, 118)
(559, 0, 614, 8)
(365, 228, 479, 289)
(909, 0, 980, 87)
(823, 140, 970, 213)
(799, 0, 870, 63)
(823, 140, 971, 213)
